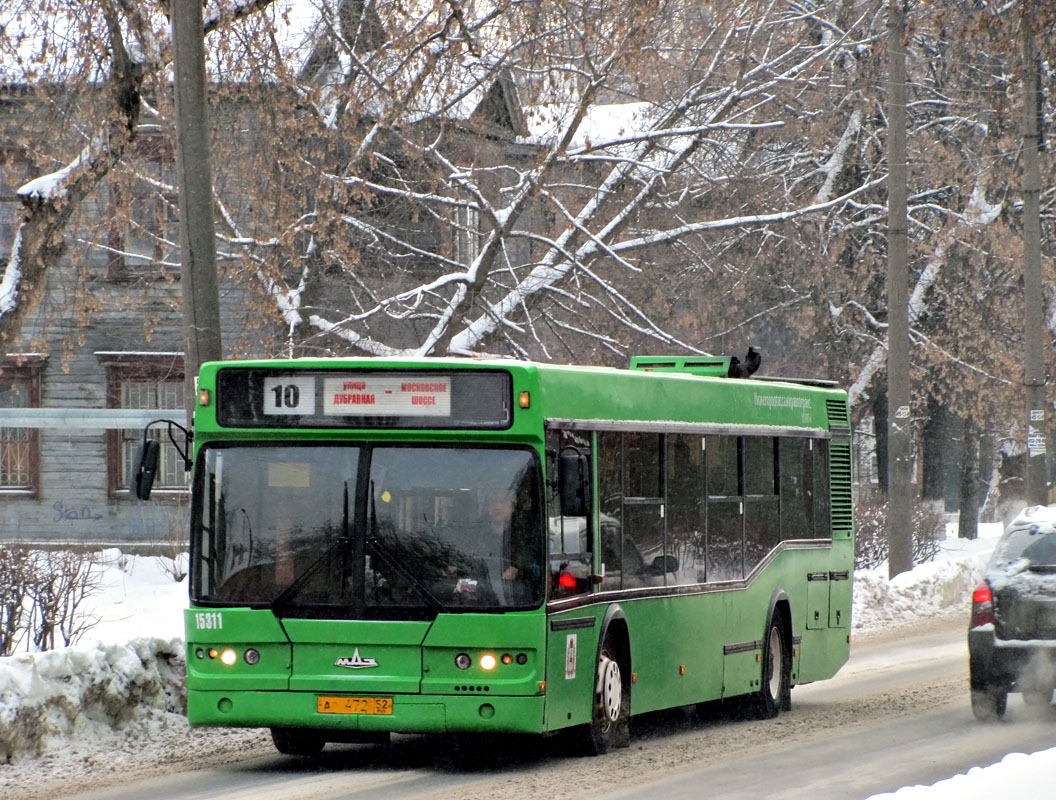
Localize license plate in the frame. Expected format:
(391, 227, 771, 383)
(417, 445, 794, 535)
(317, 696, 393, 715)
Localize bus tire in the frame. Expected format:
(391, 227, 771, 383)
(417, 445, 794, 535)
(582, 636, 630, 755)
(755, 608, 790, 720)
(270, 727, 326, 757)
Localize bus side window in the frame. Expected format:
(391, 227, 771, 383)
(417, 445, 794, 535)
(667, 434, 706, 584)
(706, 435, 744, 581)
(779, 438, 813, 539)
(547, 429, 593, 597)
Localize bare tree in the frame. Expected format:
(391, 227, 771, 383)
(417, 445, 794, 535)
(2, 0, 883, 365)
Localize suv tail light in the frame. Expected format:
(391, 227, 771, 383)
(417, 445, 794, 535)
(970, 583, 995, 628)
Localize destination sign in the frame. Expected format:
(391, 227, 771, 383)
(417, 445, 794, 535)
(217, 368, 510, 430)
(323, 376, 451, 416)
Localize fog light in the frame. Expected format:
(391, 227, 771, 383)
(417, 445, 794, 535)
(244, 648, 260, 665)
(455, 653, 472, 670)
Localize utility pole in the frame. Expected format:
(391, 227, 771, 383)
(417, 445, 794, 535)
(886, 0, 913, 579)
(1020, 3, 1048, 506)
(172, 0, 223, 423)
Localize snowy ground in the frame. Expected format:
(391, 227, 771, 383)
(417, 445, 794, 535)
(1, 523, 1054, 799)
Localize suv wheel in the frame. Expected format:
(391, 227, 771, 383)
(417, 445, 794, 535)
(970, 687, 1007, 721)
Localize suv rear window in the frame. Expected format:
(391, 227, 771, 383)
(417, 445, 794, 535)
(993, 526, 1056, 568)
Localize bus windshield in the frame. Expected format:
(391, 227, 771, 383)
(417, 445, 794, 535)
(191, 444, 544, 617)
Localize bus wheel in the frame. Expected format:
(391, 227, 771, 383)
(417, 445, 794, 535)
(270, 727, 326, 757)
(755, 609, 790, 720)
(583, 638, 630, 755)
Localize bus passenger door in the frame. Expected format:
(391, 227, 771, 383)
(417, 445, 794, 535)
(547, 429, 595, 599)
(543, 428, 599, 732)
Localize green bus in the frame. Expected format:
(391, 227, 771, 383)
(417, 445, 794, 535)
(135, 354, 853, 756)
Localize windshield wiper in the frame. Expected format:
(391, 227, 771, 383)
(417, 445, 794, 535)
(367, 534, 444, 609)
(270, 535, 351, 610)
(366, 482, 442, 608)
(272, 482, 353, 611)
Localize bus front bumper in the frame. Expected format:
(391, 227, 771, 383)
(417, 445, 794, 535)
(187, 690, 546, 734)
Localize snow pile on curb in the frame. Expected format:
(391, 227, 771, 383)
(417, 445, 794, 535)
(865, 748, 1056, 799)
(0, 637, 185, 762)
(853, 549, 990, 634)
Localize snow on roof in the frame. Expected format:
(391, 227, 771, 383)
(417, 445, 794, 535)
(0, 227, 23, 315)
(1006, 504, 1056, 529)
(521, 102, 657, 151)
(1, 0, 522, 132)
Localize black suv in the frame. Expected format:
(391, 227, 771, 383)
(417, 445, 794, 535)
(968, 505, 1056, 720)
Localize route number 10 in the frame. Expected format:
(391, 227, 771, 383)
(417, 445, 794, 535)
(271, 383, 300, 408)
(262, 377, 315, 415)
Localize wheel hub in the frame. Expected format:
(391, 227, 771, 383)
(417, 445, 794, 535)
(767, 626, 783, 698)
(597, 655, 622, 723)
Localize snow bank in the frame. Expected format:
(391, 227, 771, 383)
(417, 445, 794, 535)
(853, 550, 990, 633)
(864, 748, 1056, 799)
(0, 637, 185, 762)
(0, 549, 189, 763)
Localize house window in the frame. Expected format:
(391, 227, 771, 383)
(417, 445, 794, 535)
(0, 356, 43, 496)
(0, 146, 31, 264)
(101, 354, 186, 495)
(106, 140, 179, 278)
(455, 203, 481, 266)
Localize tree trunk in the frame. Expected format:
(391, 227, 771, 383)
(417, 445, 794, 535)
(920, 395, 948, 507)
(957, 416, 980, 540)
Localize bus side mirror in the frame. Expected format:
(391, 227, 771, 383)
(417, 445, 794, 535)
(559, 450, 588, 517)
(132, 439, 160, 500)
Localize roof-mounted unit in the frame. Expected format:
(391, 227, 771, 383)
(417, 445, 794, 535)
(628, 356, 732, 377)
(630, 347, 761, 379)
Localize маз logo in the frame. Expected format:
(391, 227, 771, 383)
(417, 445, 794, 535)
(335, 648, 379, 669)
